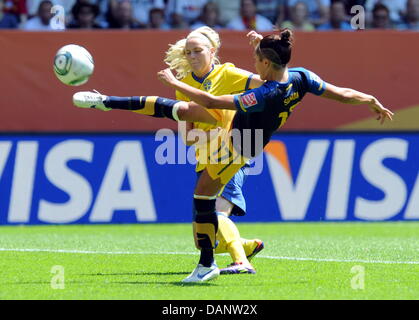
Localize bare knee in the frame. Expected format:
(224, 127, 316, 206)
(216, 197, 233, 216)
(175, 102, 190, 121)
(195, 170, 224, 197)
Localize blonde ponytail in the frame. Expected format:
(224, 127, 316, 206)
(164, 26, 222, 80)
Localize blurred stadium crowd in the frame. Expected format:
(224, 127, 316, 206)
(0, 0, 418, 31)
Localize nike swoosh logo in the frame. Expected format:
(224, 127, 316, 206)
(197, 269, 214, 280)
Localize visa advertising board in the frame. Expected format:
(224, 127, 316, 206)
(0, 133, 418, 224)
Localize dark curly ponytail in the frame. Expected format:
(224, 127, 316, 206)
(279, 29, 293, 48)
(256, 29, 294, 69)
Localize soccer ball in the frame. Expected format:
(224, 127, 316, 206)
(53, 44, 94, 86)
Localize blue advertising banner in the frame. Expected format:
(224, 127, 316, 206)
(0, 133, 418, 224)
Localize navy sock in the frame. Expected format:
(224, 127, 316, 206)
(153, 97, 179, 120)
(104, 96, 179, 120)
(199, 249, 214, 267)
(104, 96, 142, 110)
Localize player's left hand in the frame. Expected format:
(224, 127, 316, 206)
(157, 68, 178, 87)
(369, 99, 394, 124)
(247, 30, 263, 48)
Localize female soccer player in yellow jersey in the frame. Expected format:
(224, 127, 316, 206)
(163, 27, 266, 274)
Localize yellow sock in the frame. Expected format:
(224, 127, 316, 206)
(215, 237, 257, 257)
(241, 238, 259, 257)
(227, 240, 249, 264)
(217, 214, 249, 264)
(214, 235, 228, 254)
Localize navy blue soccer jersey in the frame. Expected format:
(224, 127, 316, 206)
(232, 67, 326, 156)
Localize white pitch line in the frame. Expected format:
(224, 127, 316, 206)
(0, 248, 196, 255)
(0, 248, 418, 265)
(258, 255, 419, 265)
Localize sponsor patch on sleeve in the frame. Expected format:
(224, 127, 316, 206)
(240, 92, 258, 109)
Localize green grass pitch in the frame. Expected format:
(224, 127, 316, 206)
(0, 222, 418, 300)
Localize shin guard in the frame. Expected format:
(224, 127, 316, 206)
(193, 197, 218, 250)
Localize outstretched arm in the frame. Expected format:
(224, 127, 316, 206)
(158, 68, 237, 110)
(321, 83, 394, 124)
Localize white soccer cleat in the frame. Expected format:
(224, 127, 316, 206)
(72, 90, 110, 111)
(182, 263, 220, 283)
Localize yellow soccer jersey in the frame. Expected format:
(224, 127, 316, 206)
(176, 63, 254, 172)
